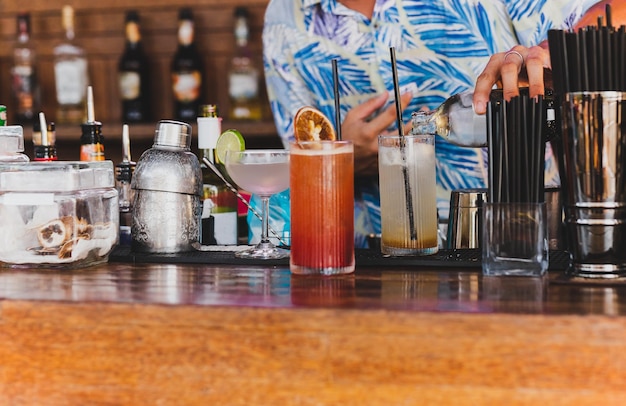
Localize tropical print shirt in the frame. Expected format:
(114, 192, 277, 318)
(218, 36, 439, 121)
(251, 0, 598, 248)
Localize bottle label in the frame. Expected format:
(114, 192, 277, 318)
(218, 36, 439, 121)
(178, 21, 194, 46)
(126, 22, 141, 43)
(212, 212, 238, 245)
(229, 72, 258, 99)
(119, 72, 141, 100)
(201, 184, 237, 245)
(80, 143, 105, 161)
(54, 59, 88, 104)
(11, 65, 34, 91)
(172, 71, 201, 102)
(11, 66, 35, 114)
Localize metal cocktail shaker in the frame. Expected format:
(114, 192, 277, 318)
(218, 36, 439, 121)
(131, 120, 202, 253)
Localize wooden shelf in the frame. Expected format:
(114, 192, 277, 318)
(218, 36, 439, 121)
(35, 119, 282, 163)
(49, 119, 279, 142)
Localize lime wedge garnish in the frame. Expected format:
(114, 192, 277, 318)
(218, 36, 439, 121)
(216, 129, 245, 164)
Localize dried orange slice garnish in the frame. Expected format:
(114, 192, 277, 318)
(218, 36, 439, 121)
(293, 106, 336, 141)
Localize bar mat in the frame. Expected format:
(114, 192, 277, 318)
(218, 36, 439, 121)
(110, 245, 572, 270)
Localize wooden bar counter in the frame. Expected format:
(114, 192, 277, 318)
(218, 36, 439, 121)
(1, 250, 626, 405)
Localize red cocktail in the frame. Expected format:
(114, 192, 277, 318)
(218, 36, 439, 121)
(290, 141, 354, 275)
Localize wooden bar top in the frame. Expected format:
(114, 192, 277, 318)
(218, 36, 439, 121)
(1, 260, 626, 405)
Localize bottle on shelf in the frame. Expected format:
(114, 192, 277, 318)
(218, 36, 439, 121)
(118, 10, 150, 123)
(32, 112, 58, 161)
(197, 104, 238, 245)
(11, 12, 40, 124)
(228, 7, 262, 121)
(0, 106, 7, 126)
(115, 124, 136, 246)
(54, 5, 89, 125)
(411, 88, 556, 147)
(171, 8, 204, 122)
(80, 86, 105, 161)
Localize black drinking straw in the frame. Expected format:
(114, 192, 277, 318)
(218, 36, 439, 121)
(578, 28, 589, 91)
(332, 59, 342, 140)
(548, 29, 568, 94)
(566, 32, 581, 92)
(587, 27, 598, 90)
(389, 47, 416, 240)
(487, 101, 495, 203)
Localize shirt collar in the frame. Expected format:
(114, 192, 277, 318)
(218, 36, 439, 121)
(304, 0, 394, 19)
(304, 0, 356, 16)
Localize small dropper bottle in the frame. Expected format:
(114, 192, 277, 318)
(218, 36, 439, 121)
(115, 124, 135, 245)
(80, 86, 105, 161)
(33, 112, 58, 161)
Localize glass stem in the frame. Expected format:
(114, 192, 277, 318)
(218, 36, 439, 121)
(260, 196, 270, 244)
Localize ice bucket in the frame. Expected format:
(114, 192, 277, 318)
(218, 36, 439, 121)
(0, 161, 118, 268)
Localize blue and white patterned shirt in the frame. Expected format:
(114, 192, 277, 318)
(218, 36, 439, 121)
(251, 0, 598, 248)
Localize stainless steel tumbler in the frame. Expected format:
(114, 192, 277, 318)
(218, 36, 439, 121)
(561, 91, 626, 277)
(447, 188, 487, 249)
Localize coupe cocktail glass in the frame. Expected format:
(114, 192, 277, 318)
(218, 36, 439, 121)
(224, 149, 290, 259)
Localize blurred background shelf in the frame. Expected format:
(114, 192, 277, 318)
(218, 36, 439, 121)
(0, 0, 280, 163)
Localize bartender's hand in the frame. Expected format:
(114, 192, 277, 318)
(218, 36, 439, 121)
(342, 91, 413, 176)
(473, 45, 552, 115)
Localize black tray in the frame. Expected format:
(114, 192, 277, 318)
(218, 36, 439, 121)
(110, 245, 572, 271)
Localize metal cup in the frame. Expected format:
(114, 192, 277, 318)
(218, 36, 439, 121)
(447, 188, 487, 249)
(561, 91, 626, 277)
(447, 187, 563, 251)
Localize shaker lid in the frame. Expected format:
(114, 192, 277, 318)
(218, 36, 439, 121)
(154, 120, 192, 150)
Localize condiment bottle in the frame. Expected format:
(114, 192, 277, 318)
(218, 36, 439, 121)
(32, 112, 58, 161)
(80, 86, 105, 161)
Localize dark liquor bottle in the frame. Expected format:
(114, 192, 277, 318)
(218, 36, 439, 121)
(11, 12, 40, 124)
(197, 104, 238, 245)
(118, 10, 150, 123)
(171, 8, 204, 122)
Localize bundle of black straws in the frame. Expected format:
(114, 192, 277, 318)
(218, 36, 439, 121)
(548, 5, 626, 93)
(487, 94, 547, 204)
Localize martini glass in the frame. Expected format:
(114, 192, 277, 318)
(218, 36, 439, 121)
(224, 149, 290, 259)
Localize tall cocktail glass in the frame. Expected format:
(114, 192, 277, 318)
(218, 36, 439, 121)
(378, 134, 438, 255)
(290, 140, 355, 275)
(224, 149, 290, 259)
